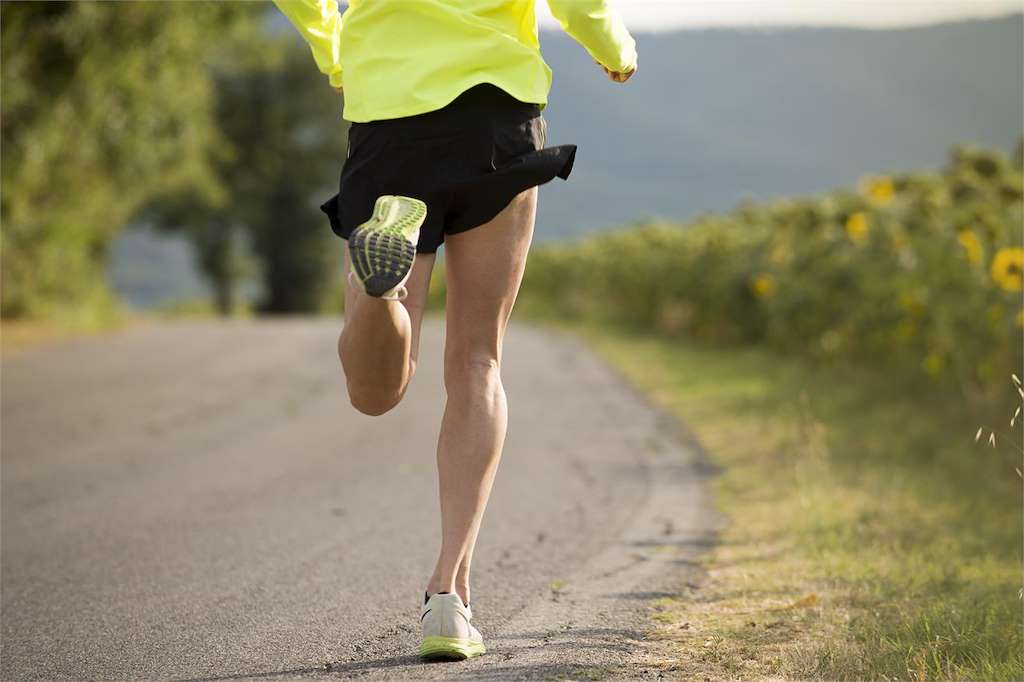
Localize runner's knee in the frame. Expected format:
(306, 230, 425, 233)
(443, 348, 501, 394)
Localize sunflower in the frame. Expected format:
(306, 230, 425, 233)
(750, 274, 776, 298)
(922, 353, 945, 377)
(990, 248, 1024, 291)
(957, 230, 982, 264)
(865, 177, 895, 204)
(845, 212, 870, 243)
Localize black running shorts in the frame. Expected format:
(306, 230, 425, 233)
(320, 83, 577, 254)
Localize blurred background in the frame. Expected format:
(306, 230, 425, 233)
(3, 1, 1020, 325)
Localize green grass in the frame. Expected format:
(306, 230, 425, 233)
(0, 307, 137, 355)
(558, 319, 1022, 681)
(0, 297, 256, 355)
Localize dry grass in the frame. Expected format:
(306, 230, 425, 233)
(564, 321, 1022, 681)
(0, 318, 139, 355)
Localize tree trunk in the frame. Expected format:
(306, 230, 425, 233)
(213, 277, 233, 317)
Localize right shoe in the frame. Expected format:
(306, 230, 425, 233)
(419, 592, 486, 660)
(347, 195, 427, 301)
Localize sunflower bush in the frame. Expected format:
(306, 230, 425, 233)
(518, 144, 1023, 395)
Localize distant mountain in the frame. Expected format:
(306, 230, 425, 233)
(535, 14, 1023, 240)
(110, 14, 1023, 305)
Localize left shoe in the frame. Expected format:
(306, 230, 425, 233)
(419, 592, 486, 660)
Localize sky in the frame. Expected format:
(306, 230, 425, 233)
(536, 0, 1023, 31)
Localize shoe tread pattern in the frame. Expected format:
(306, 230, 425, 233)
(348, 197, 425, 297)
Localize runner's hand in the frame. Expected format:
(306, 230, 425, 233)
(596, 59, 636, 83)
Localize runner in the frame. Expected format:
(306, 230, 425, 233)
(272, 0, 637, 661)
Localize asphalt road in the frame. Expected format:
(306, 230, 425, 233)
(1, 318, 715, 681)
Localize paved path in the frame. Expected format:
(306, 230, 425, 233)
(1, 319, 715, 680)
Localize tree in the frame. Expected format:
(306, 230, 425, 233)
(1, 1, 260, 323)
(219, 38, 347, 313)
(150, 35, 347, 314)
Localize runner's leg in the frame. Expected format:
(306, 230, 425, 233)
(426, 187, 537, 605)
(339, 249, 436, 415)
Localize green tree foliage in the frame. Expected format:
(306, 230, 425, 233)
(148, 37, 347, 315)
(1, 1, 258, 324)
(236, 42, 346, 315)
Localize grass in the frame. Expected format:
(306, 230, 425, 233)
(557, 319, 1022, 681)
(0, 316, 138, 355)
(0, 298, 260, 355)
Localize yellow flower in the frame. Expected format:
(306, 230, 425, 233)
(990, 248, 1024, 291)
(751, 274, 776, 298)
(865, 177, 895, 204)
(845, 212, 870, 243)
(957, 230, 982, 264)
(922, 353, 944, 376)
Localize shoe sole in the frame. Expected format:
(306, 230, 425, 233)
(348, 195, 427, 298)
(419, 636, 487, 661)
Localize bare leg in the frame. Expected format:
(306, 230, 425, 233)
(339, 248, 436, 415)
(426, 187, 537, 605)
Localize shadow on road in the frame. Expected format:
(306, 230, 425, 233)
(176, 654, 424, 682)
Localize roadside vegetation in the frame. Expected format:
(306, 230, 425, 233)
(497, 144, 1024, 679)
(578, 327, 1020, 680)
(516, 144, 1022, 399)
(1, 3, 345, 329)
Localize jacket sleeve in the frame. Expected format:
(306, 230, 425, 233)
(271, 0, 344, 88)
(545, 0, 637, 73)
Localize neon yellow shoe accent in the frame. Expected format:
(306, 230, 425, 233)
(419, 635, 487, 660)
(356, 195, 426, 268)
(419, 592, 485, 660)
(348, 195, 427, 299)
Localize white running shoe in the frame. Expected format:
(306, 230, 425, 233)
(419, 592, 486, 660)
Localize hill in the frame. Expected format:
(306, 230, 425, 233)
(535, 14, 1023, 239)
(110, 14, 1024, 305)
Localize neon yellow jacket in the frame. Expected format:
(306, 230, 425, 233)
(271, 0, 637, 123)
